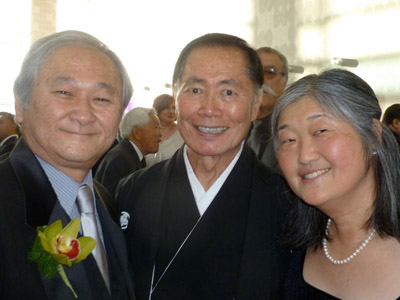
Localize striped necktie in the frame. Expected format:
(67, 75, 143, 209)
(77, 184, 110, 292)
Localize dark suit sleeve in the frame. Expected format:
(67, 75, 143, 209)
(115, 167, 147, 213)
(95, 152, 140, 198)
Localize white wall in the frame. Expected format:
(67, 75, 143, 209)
(252, 0, 400, 111)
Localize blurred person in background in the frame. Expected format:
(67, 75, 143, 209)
(96, 107, 161, 197)
(382, 103, 400, 147)
(0, 111, 20, 155)
(247, 47, 288, 170)
(146, 94, 184, 166)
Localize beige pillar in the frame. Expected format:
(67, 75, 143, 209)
(31, 0, 57, 43)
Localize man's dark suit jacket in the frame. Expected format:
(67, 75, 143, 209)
(117, 144, 289, 300)
(0, 138, 135, 300)
(0, 134, 18, 155)
(92, 138, 119, 175)
(247, 115, 279, 171)
(95, 138, 142, 197)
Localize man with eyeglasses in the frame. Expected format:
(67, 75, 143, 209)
(247, 47, 288, 170)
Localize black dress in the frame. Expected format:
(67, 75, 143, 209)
(283, 249, 339, 299)
(284, 249, 400, 300)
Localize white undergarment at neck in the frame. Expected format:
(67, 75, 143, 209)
(183, 142, 244, 216)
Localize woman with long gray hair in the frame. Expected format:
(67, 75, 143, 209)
(271, 68, 400, 299)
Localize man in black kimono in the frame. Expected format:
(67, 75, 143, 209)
(117, 33, 289, 300)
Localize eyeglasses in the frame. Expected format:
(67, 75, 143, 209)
(263, 66, 286, 79)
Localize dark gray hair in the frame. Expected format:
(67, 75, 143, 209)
(271, 68, 400, 249)
(119, 107, 155, 138)
(256, 46, 289, 78)
(14, 30, 133, 109)
(172, 33, 264, 98)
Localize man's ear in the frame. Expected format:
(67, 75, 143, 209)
(282, 74, 289, 87)
(392, 118, 400, 133)
(131, 125, 141, 140)
(251, 92, 262, 122)
(14, 97, 24, 125)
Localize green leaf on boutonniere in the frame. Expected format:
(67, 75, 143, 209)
(28, 228, 59, 279)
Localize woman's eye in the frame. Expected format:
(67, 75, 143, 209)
(191, 88, 200, 94)
(279, 137, 295, 145)
(283, 138, 295, 144)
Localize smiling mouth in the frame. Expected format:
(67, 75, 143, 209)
(196, 126, 228, 134)
(303, 168, 330, 179)
(63, 129, 96, 136)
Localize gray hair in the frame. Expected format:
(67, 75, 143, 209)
(271, 68, 400, 248)
(119, 107, 156, 138)
(13, 30, 133, 109)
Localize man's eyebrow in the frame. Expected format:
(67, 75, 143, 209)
(50, 76, 76, 85)
(219, 79, 238, 86)
(96, 82, 117, 94)
(182, 77, 239, 88)
(50, 76, 117, 94)
(184, 77, 204, 84)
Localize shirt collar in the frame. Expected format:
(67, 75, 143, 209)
(128, 139, 144, 161)
(36, 155, 93, 216)
(183, 141, 244, 215)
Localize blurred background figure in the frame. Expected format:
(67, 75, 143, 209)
(0, 111, 20, 155)
(95, 107, 162, 197)
(146, 94, 184, 166)
(247, 47, 288, 170)
(271, 69, 400, 300)
(382, 103, 400, 146)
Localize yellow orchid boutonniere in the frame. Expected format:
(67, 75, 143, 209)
(28, 218, 96, 298)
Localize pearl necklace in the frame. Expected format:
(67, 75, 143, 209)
(322, 218, 376, 265)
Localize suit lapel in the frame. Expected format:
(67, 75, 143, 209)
(123, 138, 141, 168)
(9, 138, 57, 229)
